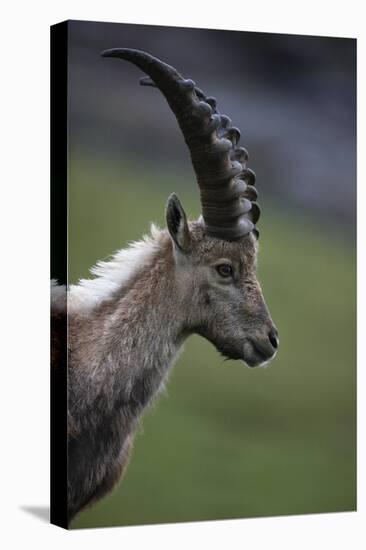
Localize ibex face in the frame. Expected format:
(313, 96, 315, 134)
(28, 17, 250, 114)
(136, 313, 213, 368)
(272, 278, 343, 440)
(102, 48, 279, 366)
(166, 194, 278, 367)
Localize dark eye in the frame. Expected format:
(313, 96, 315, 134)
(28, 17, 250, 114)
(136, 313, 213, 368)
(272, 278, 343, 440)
(216, 264, 233, 278)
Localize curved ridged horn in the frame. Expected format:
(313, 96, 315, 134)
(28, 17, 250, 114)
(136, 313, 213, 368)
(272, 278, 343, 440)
(101, 48, 260, 240)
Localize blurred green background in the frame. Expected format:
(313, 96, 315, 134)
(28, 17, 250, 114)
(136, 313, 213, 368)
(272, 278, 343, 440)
(69, 156, 356, 528)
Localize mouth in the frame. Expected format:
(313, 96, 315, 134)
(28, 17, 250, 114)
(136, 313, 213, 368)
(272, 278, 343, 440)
(242, 339, 277, 368)
(215, 339, 277, 368)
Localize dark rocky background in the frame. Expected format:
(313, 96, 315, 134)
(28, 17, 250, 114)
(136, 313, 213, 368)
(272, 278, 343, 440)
(68, 21, 356, 234)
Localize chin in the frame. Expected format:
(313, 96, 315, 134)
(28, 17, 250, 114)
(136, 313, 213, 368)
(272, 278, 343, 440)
(242, 355, 273, 368)
(217, 341, 276, 369)
(242, 346, 277, 368)
(216, 343, 244, 362)
(213, 338, 277, 369)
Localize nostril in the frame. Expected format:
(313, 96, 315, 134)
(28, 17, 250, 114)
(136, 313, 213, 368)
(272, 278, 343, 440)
(268, 330, 279, 350)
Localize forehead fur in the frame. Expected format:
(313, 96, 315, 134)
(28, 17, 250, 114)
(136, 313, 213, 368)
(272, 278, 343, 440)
(188, 220, 258, 266)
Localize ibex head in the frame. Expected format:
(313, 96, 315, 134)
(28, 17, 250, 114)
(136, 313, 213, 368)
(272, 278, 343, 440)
(102, 48, 279, 367)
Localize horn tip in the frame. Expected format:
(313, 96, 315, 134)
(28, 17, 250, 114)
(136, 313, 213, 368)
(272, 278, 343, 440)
(100, 48, 117, 58)
(100, 47, 135, 58)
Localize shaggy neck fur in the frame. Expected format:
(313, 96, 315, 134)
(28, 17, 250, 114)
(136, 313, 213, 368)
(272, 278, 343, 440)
(69, 227, 186, 416)
(66, 226, 189, 520)
(68, 223, 163, 314)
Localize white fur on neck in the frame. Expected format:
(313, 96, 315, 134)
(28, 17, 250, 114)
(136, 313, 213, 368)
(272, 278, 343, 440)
(68, 223, 163, 314)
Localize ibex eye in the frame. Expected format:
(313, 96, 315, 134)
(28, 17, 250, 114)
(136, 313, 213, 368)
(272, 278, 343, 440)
(216, 264, 233, 278)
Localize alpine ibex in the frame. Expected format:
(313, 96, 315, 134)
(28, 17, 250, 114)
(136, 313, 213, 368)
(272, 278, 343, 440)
(52, 48, 279, 523)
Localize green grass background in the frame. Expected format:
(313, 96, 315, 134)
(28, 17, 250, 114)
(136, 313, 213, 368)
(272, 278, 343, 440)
(69, 155, 356, 528)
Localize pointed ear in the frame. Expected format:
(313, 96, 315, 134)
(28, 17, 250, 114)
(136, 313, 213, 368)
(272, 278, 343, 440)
(166, 193, 191, 253)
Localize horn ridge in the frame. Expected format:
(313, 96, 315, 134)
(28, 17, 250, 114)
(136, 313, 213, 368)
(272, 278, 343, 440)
(101, 48, 260, 239)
